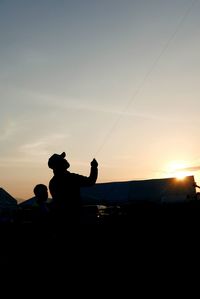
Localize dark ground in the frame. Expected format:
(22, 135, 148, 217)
(1, 201, 200, 278)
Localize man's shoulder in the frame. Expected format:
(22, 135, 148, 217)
(69, 172, 86, 179)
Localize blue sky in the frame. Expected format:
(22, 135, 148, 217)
(0, 0, 200, 199)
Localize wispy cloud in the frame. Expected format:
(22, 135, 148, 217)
(17, 90, 197, 125)
(0, 133, 69, 167)
(0, 120, 18, 141)
(177, 166, 200, 172)
(19, 133, 69, 159)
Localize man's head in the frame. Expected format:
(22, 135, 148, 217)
(48, 152, 70, 172)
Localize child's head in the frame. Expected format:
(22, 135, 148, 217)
(33, 184, 48, 203)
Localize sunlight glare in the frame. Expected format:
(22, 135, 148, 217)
(175, 171, 188, 180)
(165, 160, 193, 180)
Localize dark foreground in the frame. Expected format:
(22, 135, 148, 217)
(1, 201, 200, 275)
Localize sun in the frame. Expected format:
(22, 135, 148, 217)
(175, 171, 188, 180)
(165, 160, 192, 180)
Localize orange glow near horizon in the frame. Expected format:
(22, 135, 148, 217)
(165, 160, 193, 180)
(175, 172, 188, 180)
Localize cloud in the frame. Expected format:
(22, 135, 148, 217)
(0, 120, 18, 141)
(19, 133, 69, 159)
(178, 166, 200, 172)
(0, 133, 70, 168)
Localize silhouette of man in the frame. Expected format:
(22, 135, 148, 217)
(48, 152, 98, 226)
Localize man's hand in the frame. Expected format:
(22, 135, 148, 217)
(91, 158, 98, 167)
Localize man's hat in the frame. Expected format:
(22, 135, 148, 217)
(48, 152, 67, 169)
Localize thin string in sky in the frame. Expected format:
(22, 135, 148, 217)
(94, 0, 198, 157)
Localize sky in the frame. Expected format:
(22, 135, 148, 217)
(0, 0, 200, 200)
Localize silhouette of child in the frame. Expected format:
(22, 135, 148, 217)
(32, 184, 50, 224)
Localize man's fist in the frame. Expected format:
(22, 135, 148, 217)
(91, 158, 98, 167)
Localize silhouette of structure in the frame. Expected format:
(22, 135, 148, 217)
(0, 188, 17, 223)
(80, 175, 198, 225)
(81, 176, 196, 206)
